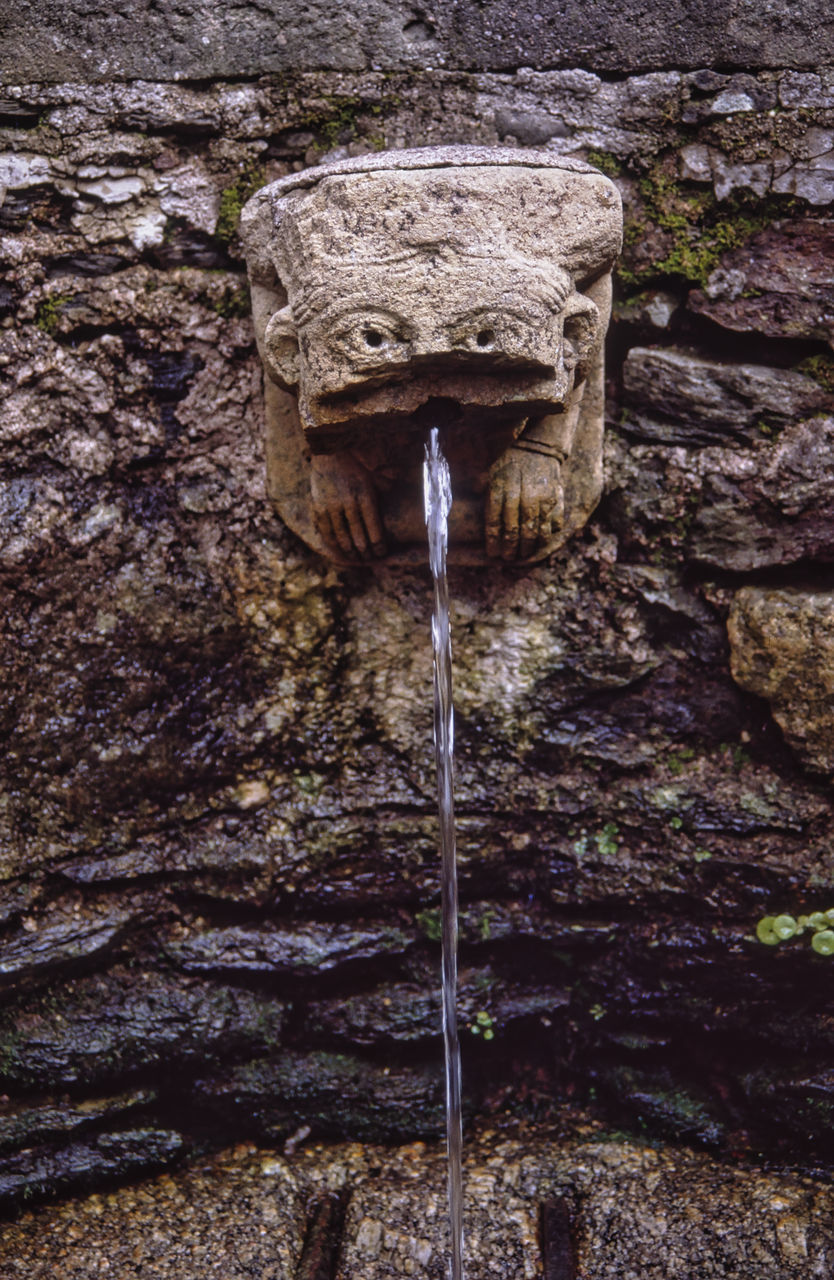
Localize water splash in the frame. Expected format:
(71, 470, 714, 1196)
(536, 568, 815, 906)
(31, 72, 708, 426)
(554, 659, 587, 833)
(423, 427, 464, 1280)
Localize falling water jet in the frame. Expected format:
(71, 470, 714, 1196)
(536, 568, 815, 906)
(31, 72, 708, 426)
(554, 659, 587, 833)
(424, 426, 464, 1280)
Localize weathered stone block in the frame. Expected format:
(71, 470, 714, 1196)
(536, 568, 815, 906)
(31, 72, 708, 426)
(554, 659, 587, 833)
(691, 416, 834, 570)
(0, 970, 286, 1088)
(689, 220, 834, 345)
(622, 347, 834, 446)
(4, 0, 834, 82)
(728, 588, 834, 778)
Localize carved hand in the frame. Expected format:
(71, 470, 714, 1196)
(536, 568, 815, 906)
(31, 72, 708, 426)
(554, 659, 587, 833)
(310, 451, 386, 560)
(485, 447, 565, 561)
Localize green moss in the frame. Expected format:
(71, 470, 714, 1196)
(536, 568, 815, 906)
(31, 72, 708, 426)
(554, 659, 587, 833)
(798, 354, 834, 393)
(216, 166, 266, 245)
(595, 822, 619, 857)
(415, 907, 442, 942)
(34, 292, 70, 335)
(619, 167, 807, 290)
(728, 743, 751, 771)
(319, 95, 370, 147)
(584, 149, 623, 177)
(572, 831, 589, 858)
(293, 771, 325, 797)
(478, 908, 496, 941)
(295, 92, 398, 154)
(211, 281, 250, 319)
(667, 746, 695, 776)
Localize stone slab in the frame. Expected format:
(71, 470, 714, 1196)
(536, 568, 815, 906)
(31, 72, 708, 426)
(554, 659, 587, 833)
(2, 0, 834, 82)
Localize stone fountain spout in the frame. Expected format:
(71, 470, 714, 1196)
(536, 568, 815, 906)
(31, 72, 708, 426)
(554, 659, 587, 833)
(241, 146, 622, 565)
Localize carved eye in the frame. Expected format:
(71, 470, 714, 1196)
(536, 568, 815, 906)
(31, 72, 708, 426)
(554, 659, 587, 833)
(452, 315, 512, 353)
(330, 314, 411, 362)
(450, 310, 542, 356)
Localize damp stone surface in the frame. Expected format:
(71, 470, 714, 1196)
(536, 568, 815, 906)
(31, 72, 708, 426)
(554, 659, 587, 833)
(1, 0, 834, 1220)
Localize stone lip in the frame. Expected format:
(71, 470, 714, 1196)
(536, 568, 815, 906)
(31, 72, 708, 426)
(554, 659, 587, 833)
(261, 145, 599, 199)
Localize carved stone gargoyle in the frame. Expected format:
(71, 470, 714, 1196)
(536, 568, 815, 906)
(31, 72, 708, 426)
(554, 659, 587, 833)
(241, 147, 622, 565)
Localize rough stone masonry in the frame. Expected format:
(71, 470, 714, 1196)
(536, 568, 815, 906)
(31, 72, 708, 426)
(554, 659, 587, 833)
(0, 0, 834, 1216)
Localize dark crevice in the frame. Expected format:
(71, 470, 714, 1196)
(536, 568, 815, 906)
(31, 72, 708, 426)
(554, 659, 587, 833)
(541, 1197, 577, 1280)
(295, 1191, 349, 1280)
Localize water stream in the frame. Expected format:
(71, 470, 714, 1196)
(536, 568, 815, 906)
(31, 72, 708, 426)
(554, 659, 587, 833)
(423, 427, 464, 1280)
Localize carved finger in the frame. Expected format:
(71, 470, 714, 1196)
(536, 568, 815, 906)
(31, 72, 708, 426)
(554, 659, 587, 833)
(328, 507, 357, 558)
(359, 493, 386, 558)
(485, 484, 504, 560)
(344, 500, 370, 559)
(501, 488, 521, 561)
(519, 510, 540, 560)
(518, 478, 539, 560)
(314, 508, 345, 561)
(548, 487, 565, 533)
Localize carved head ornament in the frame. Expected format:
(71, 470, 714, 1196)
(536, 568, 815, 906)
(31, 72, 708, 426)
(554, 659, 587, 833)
(241, 147, 622, 564)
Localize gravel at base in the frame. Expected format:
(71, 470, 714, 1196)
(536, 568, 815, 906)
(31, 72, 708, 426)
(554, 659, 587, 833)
(1, 1120, 832, 1278)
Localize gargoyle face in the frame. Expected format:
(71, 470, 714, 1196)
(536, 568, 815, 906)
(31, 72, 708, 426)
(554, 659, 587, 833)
(262, 252, 601, 450)
(240, 148, 622, 564)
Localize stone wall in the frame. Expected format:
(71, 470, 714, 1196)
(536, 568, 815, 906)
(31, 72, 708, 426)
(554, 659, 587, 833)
(1, 5, 834, 1205)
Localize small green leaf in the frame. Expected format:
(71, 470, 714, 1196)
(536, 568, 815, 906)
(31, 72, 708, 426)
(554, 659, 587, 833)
(812, 930, 834, 956)
(772, 914, 797, 940)
(756, 916, 780, 945)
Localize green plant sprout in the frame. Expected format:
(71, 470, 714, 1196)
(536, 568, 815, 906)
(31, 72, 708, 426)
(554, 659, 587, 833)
(469, 1010, 494, 1040)
(756, 909, 834, 955)
(595, 822, 619, 856)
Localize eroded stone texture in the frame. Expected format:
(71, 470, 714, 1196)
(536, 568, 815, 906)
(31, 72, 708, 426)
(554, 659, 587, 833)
(3, 1, 834, 82)
(607, 414, 834, 571)
(689, 220, 834, 345)
(728, 589, 834, 777)
(0, 968, 286, 1088)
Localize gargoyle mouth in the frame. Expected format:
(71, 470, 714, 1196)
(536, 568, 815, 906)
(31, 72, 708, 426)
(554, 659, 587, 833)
(300, 360, 572, 444)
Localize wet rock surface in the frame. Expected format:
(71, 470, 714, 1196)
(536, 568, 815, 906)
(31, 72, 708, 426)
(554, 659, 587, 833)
(1, 43, 834, 1209)
(1, 1122, 833, 1278)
